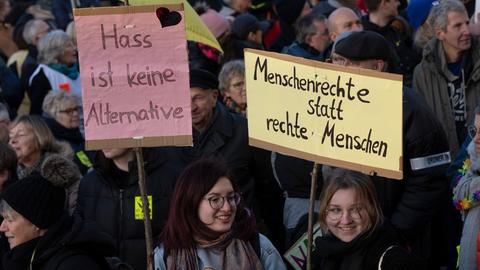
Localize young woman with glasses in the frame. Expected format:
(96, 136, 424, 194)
(154, 158, 286, 270)
(311, 168, 425, 270)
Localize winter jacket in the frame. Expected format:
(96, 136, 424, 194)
(173, 102, 260, 208)
(27, 64, 82, 115)
(413, 37, 480, 157)
(2, 214, 115, 270)
(154, 234, 287, 270)
(76, 149, 180, 270)
(361, 15, 421, 86)
(311, 221, 426, 270)
(372, 88, 450, 257)
(281, 42, 325, 62)
(43, 117, 93, 175)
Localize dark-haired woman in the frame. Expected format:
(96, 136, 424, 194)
(154, 158, 286, 270)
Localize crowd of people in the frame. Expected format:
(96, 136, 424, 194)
(0, 0, 480, 269)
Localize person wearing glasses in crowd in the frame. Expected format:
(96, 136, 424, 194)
(452, 105, 480, 270)
(218, 60, 247, 116)
(154, 158, 286, 270)
(311, 168, 425, 270)
(42, 91, 92, 175)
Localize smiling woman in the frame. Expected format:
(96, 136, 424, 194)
(154, 158, 286, 270)
(311, 169, 426, 270)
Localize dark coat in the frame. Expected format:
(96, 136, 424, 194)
(43, 117, 93, 175)
(174, 102, 259, 207)
(311, 222, 426, 270)
(76, 149, 180, 270)
(2, 214, 114, 270)
(371, 88, 450, 257)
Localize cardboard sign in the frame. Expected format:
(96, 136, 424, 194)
(284, 224, 323, 270)
(245, 49, 403, 179)
(128, 0, 223, 53)
(74, 4, 192, 150)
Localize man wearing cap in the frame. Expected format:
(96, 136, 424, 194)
(331, 30, 451, 267)
(281, 12, 330, 61)
(176, 68, 261, 209)
(413, 0, 480, 158)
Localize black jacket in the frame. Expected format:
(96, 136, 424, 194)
(311, 222, 426, 270)
(76, 149, 180, 270)
(2, 214, 114, 270)
(372, 88, 450, 256)
(43, 117, 93, 175)
(174, 103, 260, 207)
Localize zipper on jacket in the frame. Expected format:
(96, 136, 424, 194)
(118, 189, 124, 256)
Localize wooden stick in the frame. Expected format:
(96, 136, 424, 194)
(307, 163, 319, 270)
(135, 148, 154, 270)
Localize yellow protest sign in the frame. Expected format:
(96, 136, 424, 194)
(127, 0, 223, 53)
(245, 49, 403, 179)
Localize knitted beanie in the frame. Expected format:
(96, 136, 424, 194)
(200, 9, 231, 38)
(1, 174, 65, 229)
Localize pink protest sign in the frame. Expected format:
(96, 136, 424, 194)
(74, 4, 192, 150)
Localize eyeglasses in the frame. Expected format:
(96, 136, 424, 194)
(204, 193, 241, 210)
(468, 125, 478, 139)
(59, 106, 80, 115)
(326, 206, 364, 221)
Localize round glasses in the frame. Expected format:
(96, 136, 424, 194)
(59, 106, 80, 115)
(204, 193, 241, 210)
(326, 206, 364, 221)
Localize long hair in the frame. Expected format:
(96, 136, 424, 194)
(161, 157, 256, 253)
(10, 115, 56, 155)
(318, 168, 383, 234)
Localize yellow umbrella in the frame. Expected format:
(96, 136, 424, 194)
(125, 0, 223, 53)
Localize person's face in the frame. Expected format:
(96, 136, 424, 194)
(250, 29, 263, 45)
(198, 177, 238, 233)
(331, 52, 384, 71)
(232, 0, 251, 12)
(190, 87, 218, 132)
(0, 211, 43, 249)
(382, 0, 399, 18)
(102, 148, 131, 160)
(226, 74, 247, 108)
(330, 10, 363, 41)
(307, 20, 330, 52)
(55, 100, 80, 129)
(325, 188, 369, 242)
(33, 21, 50, 45)
(0, 0, 11, 22)
(9, 123, 40, 166)
(59, 40, 77, 66)
(437, 11, 471, 55)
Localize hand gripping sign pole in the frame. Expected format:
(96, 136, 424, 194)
(135, 148, 154, 270)
(306, 163, 319, 270)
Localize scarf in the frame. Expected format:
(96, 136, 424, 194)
(44, 117, 83, 146)
(166, 233, 263, 270)
(48, 63, 79, 80)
